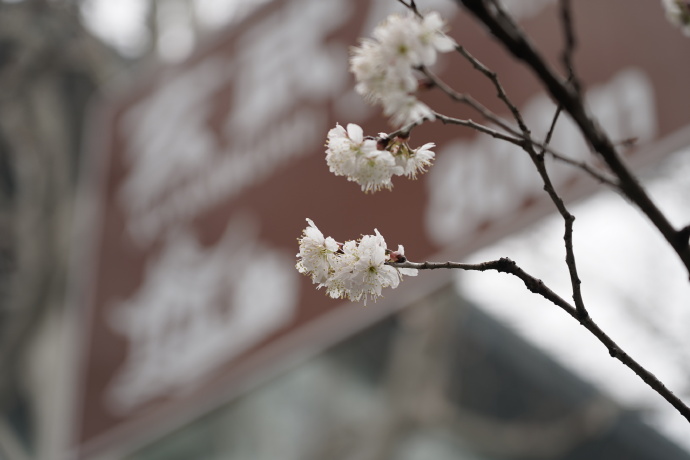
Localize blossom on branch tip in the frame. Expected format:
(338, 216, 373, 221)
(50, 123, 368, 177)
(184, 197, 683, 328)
(350, 11, 456, 127)
(296, 220, 418, 305)
(393, 141, 436, 179)
(324, 123, 436, 191)
(662, 0, 690, 35)
(325, 123, 401, 192)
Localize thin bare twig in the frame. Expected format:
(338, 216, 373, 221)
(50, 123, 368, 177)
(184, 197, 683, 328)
(455, 45, 530, 135)
(390, 258, 690, 423)
(542, 106, 563, 151)
(380, 112, 523, 147)
(528, 105, 587, 318)
(525, 144, 588, 318)
(382, 116, 430, 140)
(432, 111, 524, 146)
(543, 149, 618, 186)
(419, 65, 522, 138)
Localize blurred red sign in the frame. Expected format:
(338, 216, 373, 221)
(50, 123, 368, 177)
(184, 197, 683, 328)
(73, 0, 690, 457)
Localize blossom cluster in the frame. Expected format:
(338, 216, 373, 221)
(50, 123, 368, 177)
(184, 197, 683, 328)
(662, 0, 690, 35)
(296, 219, 417, 305)
(350, 11, 456, 127)
(325, 122, 435, 192)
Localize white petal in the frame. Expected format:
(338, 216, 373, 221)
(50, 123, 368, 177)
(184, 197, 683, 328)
(347, 123, 364, 144)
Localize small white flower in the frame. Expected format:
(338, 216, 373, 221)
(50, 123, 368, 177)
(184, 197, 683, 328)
(374, 13, 424, 68)
(662, 0, 690, 35)
(353, 149, 401, 193)
(383, 138, 436, 180)
(297, 223, 417, 305)
(296, 218, 339, 284)
(326, 123, 378, 178)
(417, 11, 457, 65)
(400, 142, 436, 178)
(349, 10, 455, 127)
(325, 123, 404, 192)
(323, 239, 358, 300)
(329, 230, 400, 305)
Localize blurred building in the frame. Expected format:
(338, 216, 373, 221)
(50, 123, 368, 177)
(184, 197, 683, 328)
(120, 286, 690, 460)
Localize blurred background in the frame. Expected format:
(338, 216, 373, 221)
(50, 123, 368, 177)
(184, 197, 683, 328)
(1, 0, 690, 459)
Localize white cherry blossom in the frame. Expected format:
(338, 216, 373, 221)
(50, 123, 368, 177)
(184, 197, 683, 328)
(353, 149, 401, 192)
(349, 11, 456, 127)
(296, 218, 339, 285)
(296, 222, 418, 305)
(325, 123, 403, 192)
(325, 123, 437, 191)
(399, 142, 436, 178)
(417, 12, 457, 64)
(325, 123, 377, 178)
(662, 0, 690, 36)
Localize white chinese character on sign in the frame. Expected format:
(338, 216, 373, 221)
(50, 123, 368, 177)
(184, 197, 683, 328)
(226, 0, 352, 140)
(106, 215, 300, 413)
(118, 58, 230, 239)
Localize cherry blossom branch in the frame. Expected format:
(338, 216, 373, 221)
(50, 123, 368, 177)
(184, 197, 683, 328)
(457, 0, 690, 277)
(314, 0, 690, 431)
(420, 56, 617, 186)
(390, 258, 690, 423)
(448, 36, 617, 187)
(383, 107, 617, 187)
(401, 3, 600, 321)
(385, 0, 689, 425)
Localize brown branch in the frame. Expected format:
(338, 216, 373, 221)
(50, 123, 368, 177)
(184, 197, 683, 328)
(419, 65, 522, 138)
(526, 144, 587, 318)
(457, 0, 690, 277)
(455, 45, 529, 134)
(423, 51, 616, 186)
(432, 111, 524, 146)
(559, 0, 581, 93)
(524, 106, 587, 318)
(391, 258, 690, 423)
(540, 145, 618, 187)
(382, 116, 430, 140)
(380, 112, 524, 147)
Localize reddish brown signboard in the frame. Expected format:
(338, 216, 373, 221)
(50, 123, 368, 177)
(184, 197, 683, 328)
(74, 0, 690, 457)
